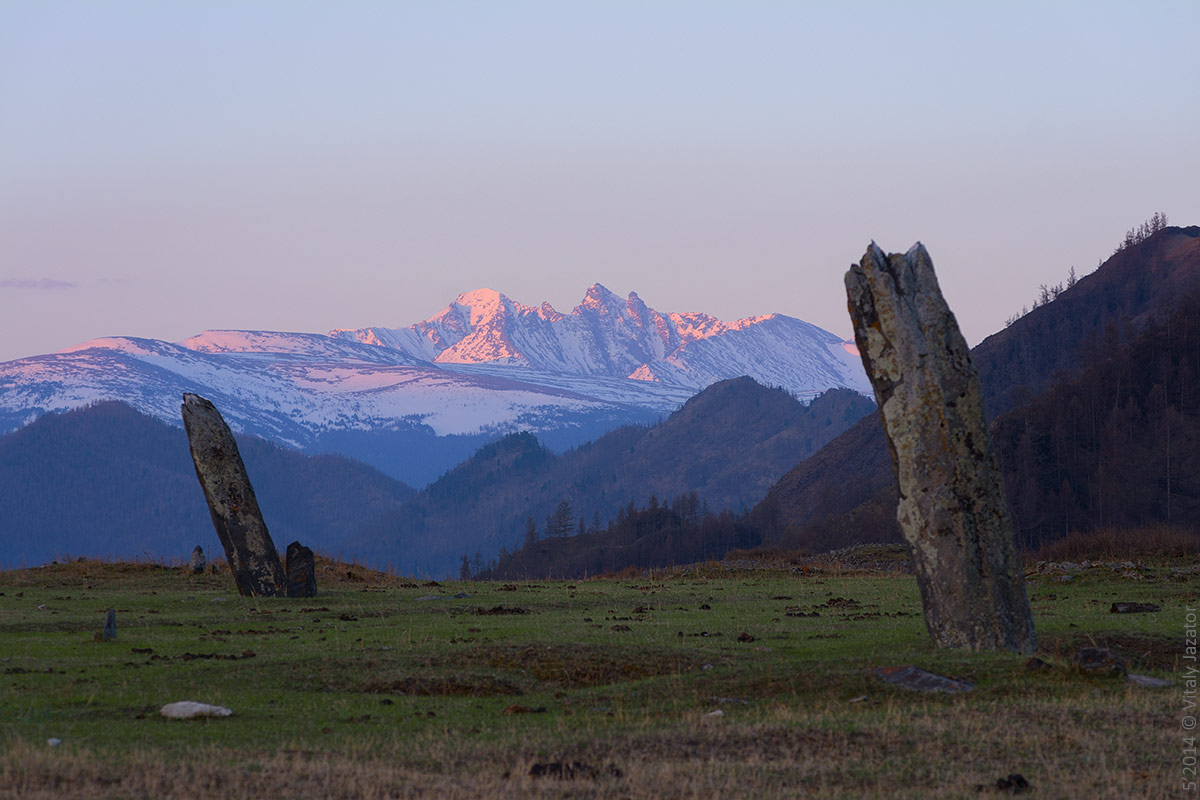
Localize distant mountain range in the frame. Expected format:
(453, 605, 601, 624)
(0, 284, 868, 485)
(0, 380, 873, 574)
(346, 380, 874, 575)
(4, 227, 1191, 576)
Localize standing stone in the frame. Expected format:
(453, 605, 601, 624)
(285, 541, 317, 598)
(181, 393, 286, 597)
(188, 545, 207, 575)
(103, 608, 116, 640)
(845, 242, 1036, 653)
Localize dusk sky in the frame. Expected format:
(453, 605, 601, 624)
(2, 2, 1198, 363)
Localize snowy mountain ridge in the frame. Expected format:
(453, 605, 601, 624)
(331, 283, 868, 393)
(0, 285, 868, 485)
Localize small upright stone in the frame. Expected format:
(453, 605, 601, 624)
(845, 243, 1036, 654)
(285, 541, 317, 598)
(188, 546, 206, 575)
(181, 393, 286, 597)
(103, 609, 116, 640)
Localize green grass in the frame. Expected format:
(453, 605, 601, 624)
(0, 556, 1189, 798)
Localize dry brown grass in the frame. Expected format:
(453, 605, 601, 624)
(0, 553, 409, 591)
(1027, 524, 1200, 562)
(1, 693, 1178, 800)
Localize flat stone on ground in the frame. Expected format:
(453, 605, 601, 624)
(873, 665, 974, 693)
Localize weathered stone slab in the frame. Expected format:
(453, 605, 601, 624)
(285, 541, 317, 598)
(1110, 601, 1160, 614)
(846, 243, 1036, 653)
(181, 393, 286, 597)
(873, 665, 974, 693)
(188, 545, 206, 575)
(103, 608, 116, 640)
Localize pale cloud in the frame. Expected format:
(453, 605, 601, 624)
(0, 278, 78, 290)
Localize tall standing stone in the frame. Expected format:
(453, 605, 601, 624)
(845, 243, 1036, 653)
(285, 541, 317, 598)
(181, 393, 286, 597)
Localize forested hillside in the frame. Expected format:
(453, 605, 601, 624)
(478, 497, 759, 580)
(346, 379, 873, 575)
(994, 289, 1200, 547)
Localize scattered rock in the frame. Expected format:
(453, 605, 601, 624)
(181, 393, 286, 597)
(1023, 657, 1055, 673)
(451, 592, 472, 599)
(610, 624, 631, 632)
(736, 632, 755, 643)
(874, 665, 974, 693)
(160, 701, 234, 719)
(502, 704, 546, 715)
(527, 761, 619, 780)
(845, 243, 1036, 654)
(976, 773, 1031, 794)
(1110, 602, 1160, 614)
(188, 546, 206, 575)
(103, 609, 116, 641)
(285, 541, 317, 598)
(1127, 673, 1172, 688)
(47, 738, 61, 748)
(703, 709, 724, 718)
(1071, 647, 1127, 677)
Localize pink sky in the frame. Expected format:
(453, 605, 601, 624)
(2, 2, 1198, 362)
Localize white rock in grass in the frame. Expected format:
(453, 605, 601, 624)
(1127, 673, 1172, 688)
(47, 738, 62, 747)
(160, 701, 233, 719)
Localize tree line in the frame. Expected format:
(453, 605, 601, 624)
(468, 493, 757, 580)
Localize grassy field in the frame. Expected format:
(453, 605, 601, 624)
(0, 551, 1191, 799)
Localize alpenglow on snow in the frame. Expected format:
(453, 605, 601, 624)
(0, 284, 869, 484)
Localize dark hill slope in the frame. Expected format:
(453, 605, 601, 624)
(347, 379, 874, 576)
(974, 225, 1200, 415)
(0, 402, 414, 567)
(994, 289, 1200, 546)
(755, 226, 1200, 547)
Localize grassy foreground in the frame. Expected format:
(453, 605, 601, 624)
(0, 552, 1191, 799)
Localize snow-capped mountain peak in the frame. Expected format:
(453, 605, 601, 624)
(576, 282, 625, 315)
(330, 285, 869, 395)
